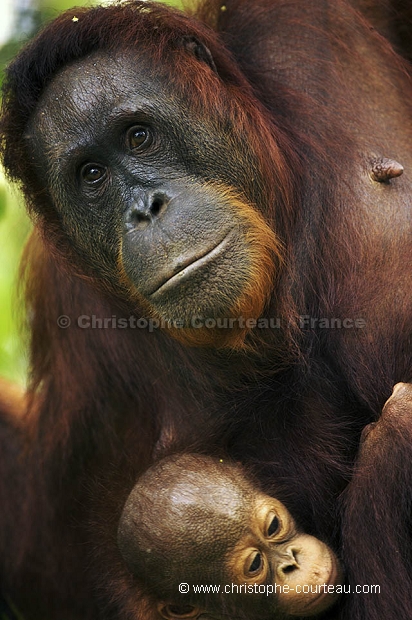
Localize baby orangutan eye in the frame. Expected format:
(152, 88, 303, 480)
(246, 551, 264, 576)
(267, 513, 280, 537)
(159, 603, 199, 619)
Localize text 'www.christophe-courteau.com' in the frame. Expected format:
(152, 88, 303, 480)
(178, 583, 381, 595)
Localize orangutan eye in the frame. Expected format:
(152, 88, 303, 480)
(247, 551, 263, 575)
(159, 604, 199, 618)
(127, 125, 152, 150)
(81, 163, 107, 185)
(267, 514, 280, 537)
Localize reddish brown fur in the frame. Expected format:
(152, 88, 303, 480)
(0, 1, 411, 620)
(342, 384, 412, 618)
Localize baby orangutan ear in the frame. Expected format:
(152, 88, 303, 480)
(181, 36, 218, 73)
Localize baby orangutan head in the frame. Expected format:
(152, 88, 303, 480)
(118, 454, 343, 619)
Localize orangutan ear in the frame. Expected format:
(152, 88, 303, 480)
(181, 36, 218, 73)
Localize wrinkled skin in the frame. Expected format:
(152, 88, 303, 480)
(27, 50, 279, 348)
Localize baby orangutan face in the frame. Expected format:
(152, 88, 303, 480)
(118, 454, 343, 619)
(225, 493, 341, 617)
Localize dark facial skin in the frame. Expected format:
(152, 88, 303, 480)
(118, 454, 343, 620)
(27, 50, 279, 348)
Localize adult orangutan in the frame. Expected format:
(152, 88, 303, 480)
(0, 1, 411, 619)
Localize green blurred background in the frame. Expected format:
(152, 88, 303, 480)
(0, 0, 182, 386)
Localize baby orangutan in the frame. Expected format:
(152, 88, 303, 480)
(118, 454, 343, 619)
